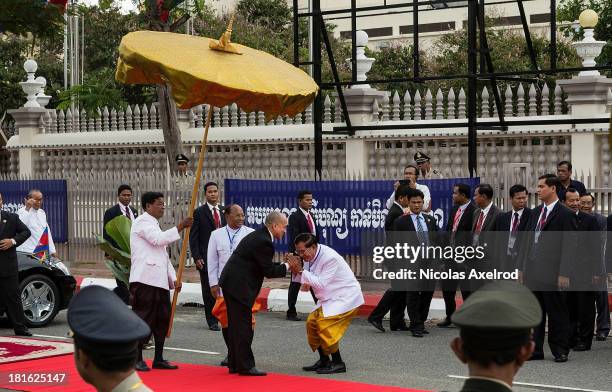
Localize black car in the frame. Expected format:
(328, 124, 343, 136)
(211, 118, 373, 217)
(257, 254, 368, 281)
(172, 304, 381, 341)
(0, 252, 76, 327)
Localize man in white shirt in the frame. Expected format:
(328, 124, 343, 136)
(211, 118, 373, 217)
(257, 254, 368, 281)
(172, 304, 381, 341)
(385, 165, 431, 213)
(207, 204, 254, 367)
(287, 234, 364, 375)
(17, 189, 56, 257)
(129, 191, 193, 372)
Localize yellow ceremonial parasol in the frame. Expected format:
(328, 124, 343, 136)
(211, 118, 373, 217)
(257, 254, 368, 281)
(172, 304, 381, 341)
(115, 16, 318, 337)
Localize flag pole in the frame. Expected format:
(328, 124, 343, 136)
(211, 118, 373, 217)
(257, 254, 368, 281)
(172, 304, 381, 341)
(167, 106, 213, 338)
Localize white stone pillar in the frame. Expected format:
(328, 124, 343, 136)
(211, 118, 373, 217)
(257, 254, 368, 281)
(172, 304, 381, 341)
(7, 107, 47, 176)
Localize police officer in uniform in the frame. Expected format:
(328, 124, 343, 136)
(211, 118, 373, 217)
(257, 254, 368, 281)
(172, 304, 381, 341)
(174, 153, 195, 265)
(450, 281, 541, 392)
(415, 151, 443, 179)
(68, 285, 152, 392)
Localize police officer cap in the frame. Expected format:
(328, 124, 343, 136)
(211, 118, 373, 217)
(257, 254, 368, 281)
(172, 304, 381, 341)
(452, 280, 541, 329)
(175, 153, 189, 163)
(68, 285, 150, 344)
(414, 151, 430, 163)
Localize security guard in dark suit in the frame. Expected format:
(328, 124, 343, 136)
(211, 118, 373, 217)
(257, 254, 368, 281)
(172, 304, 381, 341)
(0, 192, 32, 336)
(450, 281, 541, 392)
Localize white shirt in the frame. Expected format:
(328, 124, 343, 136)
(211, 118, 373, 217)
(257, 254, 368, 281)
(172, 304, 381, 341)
(207, 224, 255, 288)
(386, 183, 431, 211)
(129, 212, 180, 290)
(119, 203, 134, 220)
(509, 208, 525, 232)
(298, 244, 364, 318)
(16, 207, 56, 254)
(300, 207, 316, 234)
(475, 202, 494, 228)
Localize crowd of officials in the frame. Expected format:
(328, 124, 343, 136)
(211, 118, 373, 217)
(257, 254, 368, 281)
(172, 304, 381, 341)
(368, 159, 612, 366)
(0, 152, 611, 391)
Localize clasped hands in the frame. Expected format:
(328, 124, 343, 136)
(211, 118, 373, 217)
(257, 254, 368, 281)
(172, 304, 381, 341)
(284, 253, 303, 274)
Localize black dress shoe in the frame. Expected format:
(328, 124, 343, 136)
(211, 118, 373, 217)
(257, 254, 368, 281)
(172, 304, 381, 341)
(135, 361, 151, 372)
(152, 360, 179, 369)
(238, 367, 267, 376)
(595, 333, 608, 341)
(209, 324, 221, 331)
(316, 361, 346, 374)
(528, 353, 544, 361)
(437, 319, 452, 328)
(302, 359, 330, 371)
(554, 354, 568, 363)
(14, 330, 33, 337)
(367, 319, 385, 332)
(391, 326, 410, 331)
(573, 343, 590, 351)
(411, 330, 424, 338)
(286, 315, 301, 321)
(220, 356, 229, 367)
(422, 329, 429, 334)
(229, 368, 238, 374)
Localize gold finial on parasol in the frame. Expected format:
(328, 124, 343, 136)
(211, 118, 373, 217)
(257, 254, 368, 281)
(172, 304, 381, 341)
(209, 11, 242, 54)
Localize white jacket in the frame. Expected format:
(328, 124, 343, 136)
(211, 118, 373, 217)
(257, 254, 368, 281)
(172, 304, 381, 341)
(300, 245, 364, 318)
(16, 207, 56, 254)
(207, 225, 254, 287)
(129, 212, 180, 290)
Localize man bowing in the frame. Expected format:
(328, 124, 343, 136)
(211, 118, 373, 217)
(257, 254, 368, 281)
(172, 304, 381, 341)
(287, 233, 364, 374)
(219, 211, 290, 376)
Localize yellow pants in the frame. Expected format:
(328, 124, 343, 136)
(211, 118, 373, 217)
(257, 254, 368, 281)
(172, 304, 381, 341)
(306, 307, 358, 355)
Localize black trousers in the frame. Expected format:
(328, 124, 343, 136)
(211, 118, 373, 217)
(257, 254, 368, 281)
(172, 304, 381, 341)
(198, 266, 218, 327)
(224, 294, 255, 372)
(368, 289, 407, 329)
(441, 278, 471, 319)
(0, 275, 28, 333)
(287, 281, 318, 317)
(595, 290, 610, 335)
(533, 291, 570, 357)
(567, 291, 596, 348)
(406, 290, 434, 331)
(113, 279, 130, 305)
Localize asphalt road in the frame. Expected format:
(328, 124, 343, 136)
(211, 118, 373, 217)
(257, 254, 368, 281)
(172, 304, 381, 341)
(2, 307, 611, 392)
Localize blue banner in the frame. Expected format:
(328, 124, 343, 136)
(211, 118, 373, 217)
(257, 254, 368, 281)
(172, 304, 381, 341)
(225, 178, 480, 255)
(0, 180, 68, 243)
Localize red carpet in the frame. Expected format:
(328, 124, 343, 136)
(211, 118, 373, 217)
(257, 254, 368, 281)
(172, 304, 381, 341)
(0, 337, 74, 364)
(0, 354, 429, 392)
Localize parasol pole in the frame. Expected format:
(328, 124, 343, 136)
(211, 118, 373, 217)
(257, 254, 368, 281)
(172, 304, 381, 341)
(168, 106, 214, 338)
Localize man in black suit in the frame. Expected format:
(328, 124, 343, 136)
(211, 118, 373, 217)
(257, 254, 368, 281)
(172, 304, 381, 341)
(519, 174, 576, 363)
(286, 190, 317, 321)
(189, 181, 224, 331)
(0, 192, 32, 336)
(556, 161, 587, 202)
(563, 189, 603, 351)
(392, 188, 438, 337)
(580, 193, 610, 341)
(492, 184, 532, 273)
(103, 184, 138, 304)
(439, 183, 475, 327)
(468, 184, 501, 290)
(607, 214, 612, 282)
(219, 211, 290, 376)
(367, 185, 412, 332)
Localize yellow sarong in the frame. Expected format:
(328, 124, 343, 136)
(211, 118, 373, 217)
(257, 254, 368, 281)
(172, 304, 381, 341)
(306, 307, 358, 355)
(212, 297, 261, 329)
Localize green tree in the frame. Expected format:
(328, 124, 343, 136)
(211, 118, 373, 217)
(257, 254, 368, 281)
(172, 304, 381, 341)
(557, 0, 611, 77)
(429, 24, 581, 91)
(365, 43, 428, 97)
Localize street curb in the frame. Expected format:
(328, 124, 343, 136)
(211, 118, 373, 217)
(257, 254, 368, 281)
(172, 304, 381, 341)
(75, 277, 612, 314)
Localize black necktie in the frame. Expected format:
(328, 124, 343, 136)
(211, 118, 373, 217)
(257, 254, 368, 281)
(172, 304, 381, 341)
(125, 207, 131, 220)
